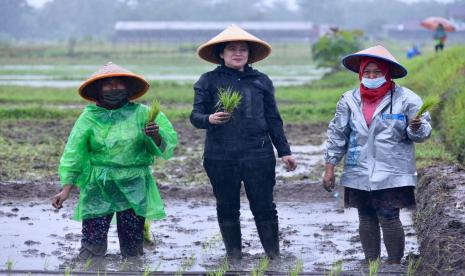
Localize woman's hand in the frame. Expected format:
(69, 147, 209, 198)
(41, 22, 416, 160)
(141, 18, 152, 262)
(52, 185, 74, 209)
(145, 122, 162, 146)
(408, 117, 422, 133)
(322, 163, 336, 192)
(208, 112, 231, 125)
(281, 155, 297, 172)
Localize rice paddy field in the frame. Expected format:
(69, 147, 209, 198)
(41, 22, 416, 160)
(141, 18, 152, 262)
(0, 41, 464, 275)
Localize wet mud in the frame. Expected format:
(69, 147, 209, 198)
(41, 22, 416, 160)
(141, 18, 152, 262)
(414, 164, 465, 275)
(0, 122, 419, 274)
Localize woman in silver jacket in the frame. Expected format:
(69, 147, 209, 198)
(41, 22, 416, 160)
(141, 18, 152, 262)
(322, 45, 432, 264)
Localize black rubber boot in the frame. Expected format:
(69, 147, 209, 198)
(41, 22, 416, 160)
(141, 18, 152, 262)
(379, 217, 405, 263)
(218, 221, 242, 261)
(256, 221, 280, 259)
(120, 242, 143, 258)
(358, 212, 381, 262)
(78, 242, 107, 261)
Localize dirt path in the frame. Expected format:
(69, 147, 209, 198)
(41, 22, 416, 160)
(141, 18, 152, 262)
(0, 122, 418, 274)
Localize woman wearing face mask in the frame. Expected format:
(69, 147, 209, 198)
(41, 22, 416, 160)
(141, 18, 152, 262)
(190, 25, 297, 262)
(52, 62, 178, 259)
(322, 45, 432, 264)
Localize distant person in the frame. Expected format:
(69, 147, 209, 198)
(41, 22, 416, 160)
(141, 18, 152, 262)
(190, 25, 297, 262)
(433, 23, 447, 52)
(52, 62, 178, 259)
(322, 45, 432, 264)
(406, 44, 421, 59)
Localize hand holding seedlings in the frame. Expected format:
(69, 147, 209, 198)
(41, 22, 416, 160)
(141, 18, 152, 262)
(322, 164, 336, 192)
(144, 122, 162, 146)
(209, 112, 231, 124)
(282, 155, 297, 172)
(145, 98, 162, 145)
(408, 117, 422, 133)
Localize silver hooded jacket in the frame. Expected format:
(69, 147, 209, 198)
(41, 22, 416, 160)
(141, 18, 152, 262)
(324, 85, 432, 191)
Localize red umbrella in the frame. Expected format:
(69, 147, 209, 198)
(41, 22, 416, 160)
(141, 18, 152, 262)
(421, 17, 456, 32)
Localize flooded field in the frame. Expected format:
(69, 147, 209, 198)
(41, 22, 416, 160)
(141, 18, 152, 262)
(0, 123, 418, 274)
(0, 64, 328, 87)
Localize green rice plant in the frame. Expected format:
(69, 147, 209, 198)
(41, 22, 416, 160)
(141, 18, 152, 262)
(201, 233, 223, 260)
(5, 258, 13, 271)
(406, 256, 422, 276)
(175, 253, 196, 276)
(416, 95, 440, 118)
(368, 257, 380, 276)
(142, 266, 152, 276)
(251, 256, 269, 276)
(144, 220, 153, 243)
(83, 257, 93, 271)
(119, 258, 129, 271)
(289, 258, 304, 276)
(328, 260, 343, 276)
(207, 258, 229, 276)
(43, 258, 50, 270)
(147, 98, 161, 122)
(215, 87, 242, 114)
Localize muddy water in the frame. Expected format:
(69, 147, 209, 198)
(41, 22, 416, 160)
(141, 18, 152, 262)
(0, 199, 417, 273)
(0, 142, 418, 274)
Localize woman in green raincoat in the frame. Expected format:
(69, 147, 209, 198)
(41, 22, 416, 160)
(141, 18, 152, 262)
(52, 62, 178, 259)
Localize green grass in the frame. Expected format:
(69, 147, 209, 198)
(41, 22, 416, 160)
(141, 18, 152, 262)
(401, 46, 465, 164)
(0, 42, 313, 66)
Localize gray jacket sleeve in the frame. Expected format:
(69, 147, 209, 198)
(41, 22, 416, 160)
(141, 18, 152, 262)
(325, 95, 351, 165)
(405, 94, 433, 143)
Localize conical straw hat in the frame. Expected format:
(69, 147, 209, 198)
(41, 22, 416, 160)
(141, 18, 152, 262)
(197, 24, 272, 64)
(78, 62, 150, 102)
(341, 45, 408, 79)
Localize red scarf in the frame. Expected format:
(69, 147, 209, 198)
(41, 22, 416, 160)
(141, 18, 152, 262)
(359, 58, 393, 127)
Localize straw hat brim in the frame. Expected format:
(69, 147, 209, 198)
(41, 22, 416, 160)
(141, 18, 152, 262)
(197, 38, 272, 64)
(78, 73, 149, 102)
(342, 53, 408, 79)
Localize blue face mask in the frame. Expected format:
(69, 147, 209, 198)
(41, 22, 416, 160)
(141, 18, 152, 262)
(361, 76, 386, 89)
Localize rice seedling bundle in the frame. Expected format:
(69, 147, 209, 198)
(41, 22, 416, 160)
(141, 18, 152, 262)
(216, 87, 242, 114)
(148, 98, 161, 122)
(416, 95, 440, 118)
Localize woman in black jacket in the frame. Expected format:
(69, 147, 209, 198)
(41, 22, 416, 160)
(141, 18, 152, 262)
(190, 25, 297, 261)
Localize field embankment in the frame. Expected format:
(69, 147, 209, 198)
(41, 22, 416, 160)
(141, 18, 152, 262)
(400, 46, 465, 275)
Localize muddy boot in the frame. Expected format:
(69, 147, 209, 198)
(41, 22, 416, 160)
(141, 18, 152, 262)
(379, 217, 405, 263)
(358, 213, 381, 261)
(219, 221, 242, 261)
(120, 242, 143, 258)
(78, 242, 107, 261)
(256, 221, 280, 259)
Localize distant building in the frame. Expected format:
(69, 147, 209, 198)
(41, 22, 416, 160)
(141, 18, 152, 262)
(114, 21, 317, 43)
(382, 20, 465, 42)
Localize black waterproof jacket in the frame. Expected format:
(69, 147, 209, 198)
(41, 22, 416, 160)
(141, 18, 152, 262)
(190, 65, 291, 160)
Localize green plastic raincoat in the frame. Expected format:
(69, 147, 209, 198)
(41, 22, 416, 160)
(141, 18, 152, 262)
(59, 102, 177, 221)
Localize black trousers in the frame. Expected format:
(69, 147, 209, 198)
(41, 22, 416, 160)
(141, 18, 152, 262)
(203, 157, 278, 224)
